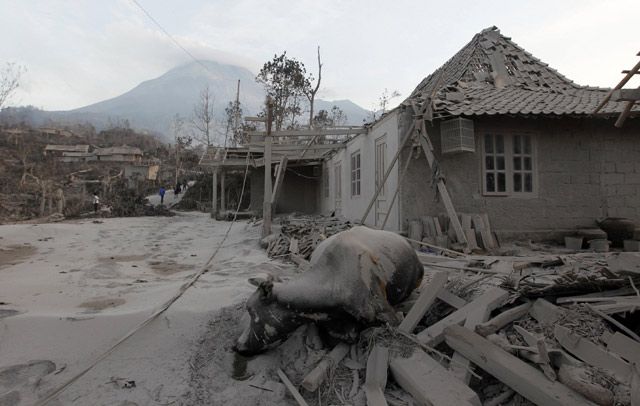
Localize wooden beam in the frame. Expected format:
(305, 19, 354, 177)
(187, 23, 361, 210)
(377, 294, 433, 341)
(381, 140, 414, 229)
(615, 100, 635, 128)
(450, 301, 496, 383)
(437, 290, 468, 309)
(606, 332, 640, 365)
(389, 349, 481, 406)
(416, 123, 468, 250)
(364, 345, 389, 406)
(594, 58, 640, 113)
(277, 368, 310, 406)
(301, 343, 350, 392)
(529, 298, 565, 325)
(211, 169, 218, 216)
(416, 287, 508, 345)
(262, 102, 273, 238)
(271, 156, 288, 208)
(444, 325, 598, 406)
(554, 325, 630, 383)
(248, 143, 345, 152)
(399, 272, 448, 333)
(475, 302, 533, 337)
(249, 127, 366, 137)
(220, 169, 225, 212)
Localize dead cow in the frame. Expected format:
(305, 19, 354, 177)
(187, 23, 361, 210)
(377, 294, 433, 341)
(235, 226, 424, 355)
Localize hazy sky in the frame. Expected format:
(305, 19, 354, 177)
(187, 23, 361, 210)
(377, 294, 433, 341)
(1, 0, 638, 111)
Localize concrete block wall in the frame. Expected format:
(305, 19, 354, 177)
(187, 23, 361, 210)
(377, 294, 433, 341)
(399, 114, 640, 237)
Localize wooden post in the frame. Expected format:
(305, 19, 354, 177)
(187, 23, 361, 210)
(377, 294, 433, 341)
(271, 156, 288, 211)
(416, 120, 468, 250)
(211, 169, 218, 217)
(220, 169, 226, 213)
(262, 99, 273, 237)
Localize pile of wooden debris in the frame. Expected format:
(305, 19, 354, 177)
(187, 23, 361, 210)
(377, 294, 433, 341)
(275, 250, 640, 406)
(263, 215, 352, 260)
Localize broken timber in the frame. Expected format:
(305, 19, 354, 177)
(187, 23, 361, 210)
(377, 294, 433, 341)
(301, 342, 350, 392)
(277, 368, 310, 406)
(271, 156, 288, 208)
(475, 302, 532, 337)
(364, 345, 389, 406)
(554, 325, 630, 383)
(444, 325, 598, 406)
(416, 286, 508, 345)
(606, 332, 640, 364)
(398, 271, 448, 333)
(389, 349, 481, 406)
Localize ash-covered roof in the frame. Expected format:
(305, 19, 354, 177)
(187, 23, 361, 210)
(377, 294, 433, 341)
(410, 26, 636, 119)
(95, 146, 143, 156)
(44, 144, 90, 153)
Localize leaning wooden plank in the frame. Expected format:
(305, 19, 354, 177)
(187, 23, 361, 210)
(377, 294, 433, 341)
(473, 214, 494, 250)
(271, 156, 288, 205)
(450, 304, 493, 383)
(301, 342, 350, 392)
(554, 325, 630, 383)
(444, 325, 598, 406)
(586, 303, 640, 342)
(365, 345, 389, 406)
(606, 332, 640, 365)
(277, 368, 310, 406)
(476, 302, 533, 337)
(436, 289, 467, 309)
(416, 287, 509, 345)
(399, 272, 448, 333)
(389, 349, 481, 406)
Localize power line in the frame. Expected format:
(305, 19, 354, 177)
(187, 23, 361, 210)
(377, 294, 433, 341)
(129, 0, 213, 74)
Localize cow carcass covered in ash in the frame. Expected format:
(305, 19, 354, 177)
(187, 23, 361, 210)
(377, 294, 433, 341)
(235, 226, 424, 355)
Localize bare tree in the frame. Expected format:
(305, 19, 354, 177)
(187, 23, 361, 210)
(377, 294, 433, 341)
(379, 88, 401, 114)
(192, 85, 216, 146)
(171, 114, 192, 185)
(0, 62, 26, 109)
(304, 46, 322, 127)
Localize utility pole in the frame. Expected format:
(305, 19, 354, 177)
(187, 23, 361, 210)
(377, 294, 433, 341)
(262, 97, 274, 237)
(234, 80, 241, 143)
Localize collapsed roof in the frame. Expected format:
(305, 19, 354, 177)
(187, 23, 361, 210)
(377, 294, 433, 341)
(410, 26, 637, 119)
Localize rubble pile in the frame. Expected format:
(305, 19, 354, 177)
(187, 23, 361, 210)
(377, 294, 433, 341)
(254, 234, 640, 406)
(264, 215, 352, 260)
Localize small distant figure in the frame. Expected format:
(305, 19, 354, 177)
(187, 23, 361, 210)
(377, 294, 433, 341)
(175, 183, 182, 196)
(182, 181, 188, 191)
(93, 194, 100, 214)
(159, 187, 166, 204)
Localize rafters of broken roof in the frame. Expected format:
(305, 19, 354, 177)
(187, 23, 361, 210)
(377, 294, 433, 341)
(409, 26, 638, 119)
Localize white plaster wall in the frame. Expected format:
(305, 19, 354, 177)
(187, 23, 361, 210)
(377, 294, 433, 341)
(320, 110, 400, 231)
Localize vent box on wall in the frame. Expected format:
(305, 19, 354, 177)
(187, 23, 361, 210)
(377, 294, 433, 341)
(440, 117, 475, 154)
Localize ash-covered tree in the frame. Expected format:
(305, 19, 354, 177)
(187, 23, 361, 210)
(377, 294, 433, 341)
(256, 52, 310, 130)
(192, 85, 216, 146)
(171, 114, 192, 184)
(0, 62, 25, 109)
(312, 105, 347, 128)
(223, 100, 244, 146)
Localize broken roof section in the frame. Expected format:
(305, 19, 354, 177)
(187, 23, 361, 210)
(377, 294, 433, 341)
(410, 26, 638, 119)
(44, 144, 90, 153)
(95, 146, 143, 156)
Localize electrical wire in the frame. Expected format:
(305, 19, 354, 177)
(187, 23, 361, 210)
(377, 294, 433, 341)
(129, 0, 214, 75)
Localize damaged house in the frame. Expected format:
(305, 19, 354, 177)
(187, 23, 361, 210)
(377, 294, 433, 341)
(320, 26, 640, 240)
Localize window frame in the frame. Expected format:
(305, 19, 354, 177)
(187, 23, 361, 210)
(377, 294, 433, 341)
(350, 150, 361, 197)
(481, 133, 538, 198)
(374, 135, 387, 198)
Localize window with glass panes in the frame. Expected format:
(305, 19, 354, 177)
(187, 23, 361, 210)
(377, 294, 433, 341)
(483, 134, 535, 195)
(351, 151, 361, 196)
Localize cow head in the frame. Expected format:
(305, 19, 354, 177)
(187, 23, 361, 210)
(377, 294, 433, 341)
(234, 276, 304, 355)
